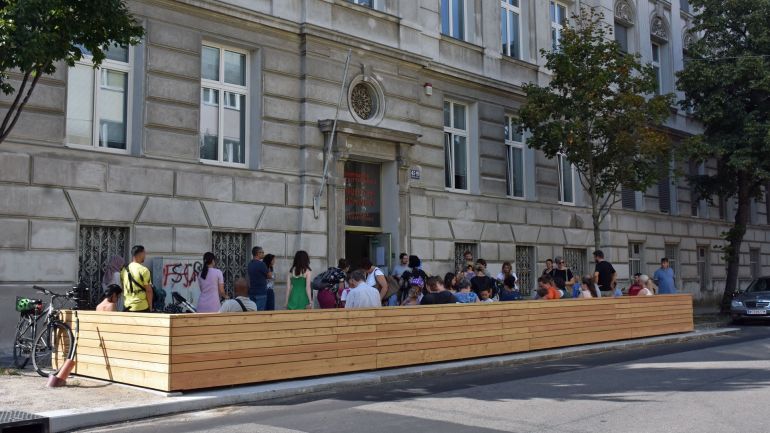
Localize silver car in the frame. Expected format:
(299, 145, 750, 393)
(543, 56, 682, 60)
(731, 277, 770, 323)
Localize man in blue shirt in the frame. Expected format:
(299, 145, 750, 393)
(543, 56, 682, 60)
(653, 257, 676, 294)
(247, 246, 272, 310)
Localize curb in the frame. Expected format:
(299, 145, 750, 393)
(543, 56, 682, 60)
(41, 327, 739, 432)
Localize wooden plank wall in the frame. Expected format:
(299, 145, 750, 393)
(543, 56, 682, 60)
(64, 295, 693, 392)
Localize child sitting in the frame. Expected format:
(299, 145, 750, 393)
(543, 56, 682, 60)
(453, 279, 479, 303)
(478, 287, 495, 303)
(498, 275, 522, 301)
(401, 285, 421, 306)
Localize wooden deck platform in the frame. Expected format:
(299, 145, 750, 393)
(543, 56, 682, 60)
(63, 295, 694, 392)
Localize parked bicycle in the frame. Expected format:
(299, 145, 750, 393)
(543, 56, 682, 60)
(15, 286, 80, 377)
(13, 296, 44, 369)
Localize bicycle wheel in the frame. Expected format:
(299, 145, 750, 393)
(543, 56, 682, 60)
(31, 322, 74, 377)
(13, 316, 34, 369)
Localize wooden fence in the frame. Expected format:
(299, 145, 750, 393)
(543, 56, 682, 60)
(63, 294, 693, 392)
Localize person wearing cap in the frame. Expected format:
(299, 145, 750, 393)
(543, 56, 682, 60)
(592, 250, 617, 294)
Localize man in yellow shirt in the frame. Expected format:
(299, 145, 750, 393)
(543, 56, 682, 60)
(120, 245, 154, 312)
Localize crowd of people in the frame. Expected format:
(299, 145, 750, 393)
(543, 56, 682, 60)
(94, 245, 678, 313)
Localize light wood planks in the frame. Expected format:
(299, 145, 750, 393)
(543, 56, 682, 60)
(62, 295, 694, 392)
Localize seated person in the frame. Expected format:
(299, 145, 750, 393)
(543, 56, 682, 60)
(537, 275, 562, 300)
(454, 279, 479, 303)
(96, 284, 123, 312)
(499, 275, 522, 301)
(420, 276, 458, 305)
(401, 286, 422, 306)
(478, 287, 495, 303)
(219, 278, 258, 312)
(638, 275, 657, 296)
(579, 276, 600, 298)
(627, 273, 644, 296)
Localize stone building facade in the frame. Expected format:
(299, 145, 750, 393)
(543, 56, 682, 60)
(1, 0, 769, 336)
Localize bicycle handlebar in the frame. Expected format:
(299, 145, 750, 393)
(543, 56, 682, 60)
(32, 285, 79, 300)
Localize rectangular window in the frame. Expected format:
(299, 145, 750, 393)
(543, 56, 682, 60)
(515, 245, 535, 296)
(615, 23, 628, 53)
(212, 232, 251, 299)
(697, 246, 710, 291)
(501, 0, 521, 59)
(659, 174, 672, 213)
(441, 0, 466, 40)
(665, 244, 678, 277)
(78, 225, 129, 308)
(347, 0, 374, 7)
(66, 46, 131, 151)
(563, 248, 587, 282)
(718, 195, 728, 220)
(628, 242, 643, 280)
(200, 43, 248, 165)
(621, 187, 636, 210)
(680, 0, 690, 13)
(557, 153, 574, 204)
(444, 100, 469, 191)
(651, 41, 662, 94)
(689, 161, 702, 217)
(750, 248, 761, 279)
(504, 115, 525, 198)
(550, 1, 567, 51)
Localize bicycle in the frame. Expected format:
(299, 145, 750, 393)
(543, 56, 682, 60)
(13, 296, 44, 369)
(29, 286, 79, 377)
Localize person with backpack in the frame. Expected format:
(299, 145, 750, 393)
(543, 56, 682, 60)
(219, 278, 258, 312)
(313, 259, 348, 309)
(120, 245, 153, 312)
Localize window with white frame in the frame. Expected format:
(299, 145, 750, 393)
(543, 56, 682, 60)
(504, 115, 525, 198)
(501, 0, 521, 59)
(651, 41, 662, 94)
(550, 1, 568, 51)
(66, 45, 131, 151)
(628, 242, 643, 279)
(557, 153, 574, 204)
(347, 0, 375, 8)
(443, 100, 469, 191)
(441, 0, 466, 40)
(200, 44, 248, 165)
(614, 23, 629, 53)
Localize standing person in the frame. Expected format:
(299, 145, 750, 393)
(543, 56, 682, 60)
(286, 250, 312, 310)
(542, 258, 554, 276)
(592, 250, 617, 294)
(653, 258, 676, 294)
(263, 254, 277, 311)
(336, 259, 352, 308)
(399, 255, 429, 300)
(361, 258, 388, 301)
(463, 250, 474, 269)
(499, 275, 522, 301)
(344, 270, 382, 309)
(102, 255, 124, 310)
(392, 253, 410, 282)
(96, 284, 123, 312)
(420, 276, 458, 305)
(219, 278, 258, 312)
(470, 265, 496, 297)
(247, 246, 272, 311)
(196, 252, 225, 313)
(550, 256, 576, 297)
(496, 262, 518, 286)
(316, 259, 347, 309)
(120, 245, 153, 312)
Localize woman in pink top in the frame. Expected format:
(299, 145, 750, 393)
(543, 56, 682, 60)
(197, 252, 225, 313)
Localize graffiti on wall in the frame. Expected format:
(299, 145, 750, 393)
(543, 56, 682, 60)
(151, 257, 203, 310)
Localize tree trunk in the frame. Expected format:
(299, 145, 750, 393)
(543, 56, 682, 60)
(720, 180, 751, 313)
(590, 185, 601, 252)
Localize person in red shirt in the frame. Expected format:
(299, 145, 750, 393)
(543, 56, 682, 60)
(537, 275, 562, 300)
(628, 273, 644, 296)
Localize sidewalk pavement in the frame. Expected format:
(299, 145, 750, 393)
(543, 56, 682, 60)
(0, 325, 739, 433)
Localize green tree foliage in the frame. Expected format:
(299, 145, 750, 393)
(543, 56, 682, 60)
(0, 0, 144, 143)
(517, 8, 674, 251)
(677, 0, 770, 311)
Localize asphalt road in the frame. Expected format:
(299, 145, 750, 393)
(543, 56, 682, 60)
(81, 325, 770, 433)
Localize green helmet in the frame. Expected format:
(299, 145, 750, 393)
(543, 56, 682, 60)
(16, 297, 31, 312)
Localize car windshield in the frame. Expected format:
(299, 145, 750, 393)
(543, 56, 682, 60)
(745, 278, 770, 293)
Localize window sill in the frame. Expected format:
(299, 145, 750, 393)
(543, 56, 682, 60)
(500, 55, 539, 72)
(558, 201, 576, 207)
(66, 143, 130, 156)
(445, 187, 471, 194)
(507, 195, 527, 201)
(439, 35, 485, 54)
(200, 159, 250, 170)
(331, 0, 400, 23)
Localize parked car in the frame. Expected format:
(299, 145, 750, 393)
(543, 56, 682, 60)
(730, 277, 770, 323)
